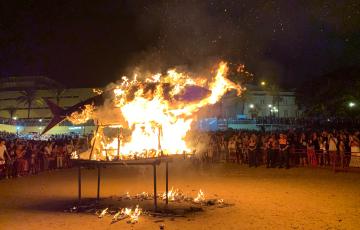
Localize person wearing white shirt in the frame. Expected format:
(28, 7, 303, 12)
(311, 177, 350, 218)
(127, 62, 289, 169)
(0, 140, 11, 179)
(0, 140, 7, 161)
(328, 134, 338, 169)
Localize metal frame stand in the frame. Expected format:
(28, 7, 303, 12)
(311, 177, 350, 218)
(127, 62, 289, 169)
(165, 161, 169, 205)
(78, 166, 81, 204)
(153, 163, 157, 210)
(97, 166, 101, 201)
(76, 158, 170, 211)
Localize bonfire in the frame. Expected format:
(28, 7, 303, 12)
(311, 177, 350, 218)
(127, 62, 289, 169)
(69, 62, 244, 161)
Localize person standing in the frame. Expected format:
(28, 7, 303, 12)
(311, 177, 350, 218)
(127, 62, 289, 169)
(261, 135, 268, 165)
(43, 142, 52, 171)
(318, 137, 325, 167)
(279, 134, 290, 169)
(242, 135, 249, 165)
(56, 144, 64, 169)
(307, 134, 317, 167)
(266, 135, 276, 168)
(29, 144, 38, 175)
(338, 136, 346, 168)
(0, 140, 10, 179)
(328, 134, 338, 170)
(15, 144, 26, 177)
(298, 133, 307, 166)
(248, 134, 257, 167)
(349, 135, 360, 167)
(235, 134, 242, 164)
(65, 141, 75, 168)
(7, 142, 16, 178)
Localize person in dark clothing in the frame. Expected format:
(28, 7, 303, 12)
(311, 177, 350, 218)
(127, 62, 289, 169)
(248, 134, 257, 167)
(266, 136, 276, 168)
(278, 134, 290, 169)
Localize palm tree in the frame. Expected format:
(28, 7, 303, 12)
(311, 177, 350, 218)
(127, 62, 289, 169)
(237, 90, 250, 115)
(53, 88, 66, 105)
(17, 89, 42, 118)
(5, 107, 17, 119)
(269, 84, 283, 117)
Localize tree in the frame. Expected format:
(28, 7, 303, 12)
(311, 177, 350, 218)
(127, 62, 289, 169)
(17, 89, 42, 118)
(297, 66, 360, 118)
(269, 84, 283, 117)
(5, 107, 17, 119)
(53, 88, 66, 105)
(237, 90, 250, 115)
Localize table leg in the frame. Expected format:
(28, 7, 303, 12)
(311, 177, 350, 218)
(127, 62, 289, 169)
(165, 161, 169, 205)
(78, 166, 81, 204)
(97, 166, 101, 201)
(153, 164, 157, 211)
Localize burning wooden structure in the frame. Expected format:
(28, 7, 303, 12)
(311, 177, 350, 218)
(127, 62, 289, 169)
(72, 122, 176, 211)
(67, 62, 244, 211)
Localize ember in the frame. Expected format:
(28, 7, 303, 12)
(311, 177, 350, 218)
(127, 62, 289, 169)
(193, 189, 205, 203)
(162, 187, 184, 202)
(65, 188, 230, 226)
(98, 207, 108, 218)
(110, 206, 143, 224)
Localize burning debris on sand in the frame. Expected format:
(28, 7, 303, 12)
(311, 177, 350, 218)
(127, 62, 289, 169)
(65, 189, 232, 225)
(110, 205, 142, 224)
(193, 189, 205, 203)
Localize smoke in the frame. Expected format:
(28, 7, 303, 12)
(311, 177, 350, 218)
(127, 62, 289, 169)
(121, 1, 252, 78)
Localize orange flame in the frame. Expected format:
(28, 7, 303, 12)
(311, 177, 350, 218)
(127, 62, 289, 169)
(72, 61, 245, 160)
(68, 104, 94, 125)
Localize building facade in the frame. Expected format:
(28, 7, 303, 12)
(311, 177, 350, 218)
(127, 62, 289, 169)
(0, 76, 300, 133)
(198, 84, 300, 120)
(0, 76, 95, 119)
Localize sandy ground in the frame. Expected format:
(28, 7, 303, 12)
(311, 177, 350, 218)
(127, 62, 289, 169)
(0, 160, 360, 230)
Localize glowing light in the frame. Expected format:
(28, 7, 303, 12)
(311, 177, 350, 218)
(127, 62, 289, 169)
(249, 104, 254, 109)
(349, 102, 356, 108)
(271, 107, 279, 113)
(261, 81, 266, 86)
(268, 104, 272, 108)
(13, 117, 17, 120)
(69, 126, 82, 130)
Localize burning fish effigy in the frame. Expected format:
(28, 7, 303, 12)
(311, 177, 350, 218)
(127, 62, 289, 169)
(44, 62, 245, 161)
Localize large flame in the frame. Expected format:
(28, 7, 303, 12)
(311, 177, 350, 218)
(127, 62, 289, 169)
(68, 104, 95, 125)
(72, 62, 244, 160)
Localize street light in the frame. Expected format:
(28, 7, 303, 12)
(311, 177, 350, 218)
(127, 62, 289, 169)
(268, 104, 272, 108)
(249, 104, 254, 109)
(349, 102, 356, 108)
(261, 81, 266, 86)
(13, 117, 17, 120)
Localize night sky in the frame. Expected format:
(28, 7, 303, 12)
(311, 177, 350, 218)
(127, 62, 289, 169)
(0, 0, 359, 88)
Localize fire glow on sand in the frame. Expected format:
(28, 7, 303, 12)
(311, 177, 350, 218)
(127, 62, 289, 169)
(70, 62, 244, 161)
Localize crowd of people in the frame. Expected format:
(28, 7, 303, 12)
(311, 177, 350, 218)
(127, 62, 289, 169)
(195, 129, 360, 169)
(255, 116, 360, 127)
(1, 128, 360, 179)
(0, 132, 88, 179)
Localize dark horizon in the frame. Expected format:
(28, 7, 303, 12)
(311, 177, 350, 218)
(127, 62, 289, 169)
(0, 0, 359, 88)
